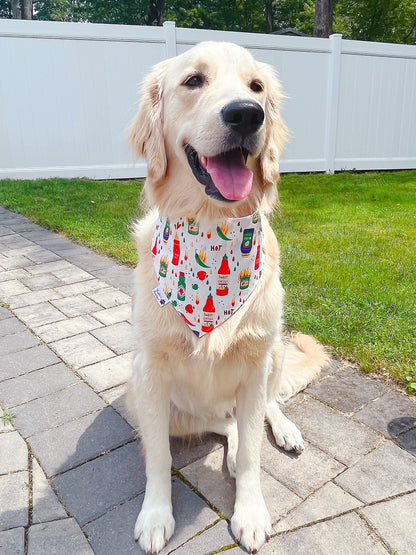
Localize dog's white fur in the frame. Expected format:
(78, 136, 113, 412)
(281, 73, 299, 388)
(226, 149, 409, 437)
(128, 42, 328, 554)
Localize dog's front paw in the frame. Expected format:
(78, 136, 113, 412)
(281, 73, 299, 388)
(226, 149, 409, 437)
(231, 499, 272, 553)
(134, 505, 175, 554)
(266, 404, 304, 453)
(271, 417, 304, 453)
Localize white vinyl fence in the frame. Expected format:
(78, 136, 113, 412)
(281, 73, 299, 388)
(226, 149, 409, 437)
(0, 19, 415, 179)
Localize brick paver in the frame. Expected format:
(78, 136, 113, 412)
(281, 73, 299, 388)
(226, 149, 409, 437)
(1, 207, 415, 554)
(28, 407, 135, 477)
(0, 527, 25, 555)
(27, 518, 94, 555)
(0, 432, 28, 474)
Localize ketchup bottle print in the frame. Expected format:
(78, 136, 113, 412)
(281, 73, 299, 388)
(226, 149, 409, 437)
(201, 294, 216, 333)
(151, 239, 157, 256)
(216, 254, 230, 296)
(172, 233, 180, 265)
(254, 244, 261, 270)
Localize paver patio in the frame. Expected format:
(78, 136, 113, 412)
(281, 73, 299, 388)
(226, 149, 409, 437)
(0, 206, 415, 554)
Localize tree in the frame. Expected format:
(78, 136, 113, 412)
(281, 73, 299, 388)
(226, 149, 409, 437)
(147, 0, 164, 25)
(7, 0, 33, 18)
(314, 0, 335, 37)
(11, 0, 20, 18)
(264, 0, 273, 32)
(22, 0, 32, 17)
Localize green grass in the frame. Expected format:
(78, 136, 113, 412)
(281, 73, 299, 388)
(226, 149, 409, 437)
(1, 411, 15, 425)
(274, 171, 416, 389)
(0, 178, 142, 265)
(0, 171, 415, 390)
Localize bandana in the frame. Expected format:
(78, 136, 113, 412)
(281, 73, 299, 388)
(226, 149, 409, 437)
(152, 212, 264, 337)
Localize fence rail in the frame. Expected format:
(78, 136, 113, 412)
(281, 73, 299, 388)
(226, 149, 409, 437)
(1, 19, 415, 180)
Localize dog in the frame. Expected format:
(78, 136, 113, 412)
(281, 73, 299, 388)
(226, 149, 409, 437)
(127, 41, 328, 554)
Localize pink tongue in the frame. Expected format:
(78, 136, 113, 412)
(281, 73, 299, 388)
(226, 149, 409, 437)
(204, 149, 253, 201)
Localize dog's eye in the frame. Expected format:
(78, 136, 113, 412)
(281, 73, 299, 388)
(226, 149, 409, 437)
(183, 74, 205, 88)
(250, 80, 264, 93)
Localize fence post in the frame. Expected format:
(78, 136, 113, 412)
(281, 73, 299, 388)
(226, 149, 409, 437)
(324, 33, 342, 174)
(163, 21, 177, 59)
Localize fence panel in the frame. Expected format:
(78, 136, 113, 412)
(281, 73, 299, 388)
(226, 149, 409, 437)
(336, 40, 416, 171)
(0, 19, 415, 179)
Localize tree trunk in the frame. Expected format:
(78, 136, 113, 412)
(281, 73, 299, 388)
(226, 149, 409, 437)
(264, 0, 273, 33)
(21, 0, 33, 19)
(147, 0, 165, 26)
(314, 0, 335, 37)
(11, 0, 21, 19)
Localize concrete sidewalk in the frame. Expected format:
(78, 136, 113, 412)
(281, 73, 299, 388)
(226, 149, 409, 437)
(0, 205, 415, 555)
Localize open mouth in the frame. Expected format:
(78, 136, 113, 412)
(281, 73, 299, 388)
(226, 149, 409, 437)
(185, 145, 253, 202)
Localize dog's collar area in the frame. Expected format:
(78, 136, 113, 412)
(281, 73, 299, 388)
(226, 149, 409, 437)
(185, 144, 251, 203)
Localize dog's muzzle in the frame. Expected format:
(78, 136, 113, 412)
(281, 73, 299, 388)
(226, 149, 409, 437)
(185, 100, 264, 203)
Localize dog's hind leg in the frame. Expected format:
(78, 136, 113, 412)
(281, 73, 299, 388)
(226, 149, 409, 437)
(169, 408, 238, 479)
(266, 333, 329, 453)
(129, 352, 175, 555)
(265, 340, 304, 453)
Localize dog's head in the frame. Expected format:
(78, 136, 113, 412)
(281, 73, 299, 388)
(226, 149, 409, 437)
(129, 42, 287, 215)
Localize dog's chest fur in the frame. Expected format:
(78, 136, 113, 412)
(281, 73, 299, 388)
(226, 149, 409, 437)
(132, 211, 284, 416)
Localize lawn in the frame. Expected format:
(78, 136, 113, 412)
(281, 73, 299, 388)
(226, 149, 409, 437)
(0, 171, 415, 392)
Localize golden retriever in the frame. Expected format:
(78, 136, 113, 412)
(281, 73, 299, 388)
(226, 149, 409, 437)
(128, 42, 328, 554)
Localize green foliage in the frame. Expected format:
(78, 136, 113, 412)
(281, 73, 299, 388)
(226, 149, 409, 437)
(34, 0, 148, 24)
(406, 379, 416, 394)
(0, 0, 12, 18)
(78, 0, 148, 25)
(35, 0, 80, 22)
(1, 411, 15, 425)
(334, 0, 416, 44)
(165, 0, 267, 33)
(272, 0, 315, 34)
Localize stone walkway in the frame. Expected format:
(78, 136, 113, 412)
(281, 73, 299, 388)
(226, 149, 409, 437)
(0, 205, 415, 555)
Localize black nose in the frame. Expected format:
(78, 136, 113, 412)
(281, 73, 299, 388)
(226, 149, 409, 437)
(221, 101, 265, 136)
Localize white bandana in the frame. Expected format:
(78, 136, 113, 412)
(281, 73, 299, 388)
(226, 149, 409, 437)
(152, 212, 264, 337)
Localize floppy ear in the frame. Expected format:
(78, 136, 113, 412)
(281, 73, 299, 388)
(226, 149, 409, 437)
(128, 59, 170, 181)
(259, 64, 288, 187)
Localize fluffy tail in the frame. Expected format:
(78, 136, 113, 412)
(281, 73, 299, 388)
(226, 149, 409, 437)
(276, 332, 330, 402)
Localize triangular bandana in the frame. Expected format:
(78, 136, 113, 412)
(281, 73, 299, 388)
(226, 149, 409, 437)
(152, 212, 264, 337)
